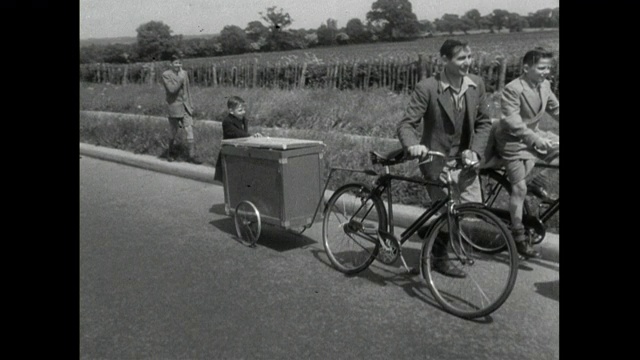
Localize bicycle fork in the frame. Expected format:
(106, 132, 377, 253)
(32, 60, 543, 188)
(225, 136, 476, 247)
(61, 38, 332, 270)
(446, 201, 475, 266)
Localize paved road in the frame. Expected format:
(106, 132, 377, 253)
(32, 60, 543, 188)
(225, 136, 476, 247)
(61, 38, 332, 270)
(80, 156, 559, 360)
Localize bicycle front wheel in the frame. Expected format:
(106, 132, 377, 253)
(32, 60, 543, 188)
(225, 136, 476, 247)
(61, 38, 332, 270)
(322, 183, 387, 275)
(420, 205, 518, 319)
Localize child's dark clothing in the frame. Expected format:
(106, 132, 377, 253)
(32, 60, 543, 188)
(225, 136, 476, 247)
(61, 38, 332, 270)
(222, 113, 250, 139)
(214, 114, 251, 182)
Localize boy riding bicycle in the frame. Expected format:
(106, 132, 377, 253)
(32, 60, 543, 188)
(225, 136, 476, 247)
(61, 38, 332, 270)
(487, 47, 560, 258)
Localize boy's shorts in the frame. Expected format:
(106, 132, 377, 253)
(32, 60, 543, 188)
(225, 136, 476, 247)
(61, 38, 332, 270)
(505, 159, 536, 185)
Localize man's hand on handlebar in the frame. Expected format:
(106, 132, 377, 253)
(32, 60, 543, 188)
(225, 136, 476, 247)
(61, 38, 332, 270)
(407, 145, 429, 159)
(461, 149, 480, 170)
(409, 146, 479, 170)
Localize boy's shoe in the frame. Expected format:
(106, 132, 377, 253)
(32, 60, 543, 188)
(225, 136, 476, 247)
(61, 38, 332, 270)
(512, 226, 540, 258)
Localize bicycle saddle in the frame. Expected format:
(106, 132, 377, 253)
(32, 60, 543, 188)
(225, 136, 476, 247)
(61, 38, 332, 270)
(369, 148, 406, 166)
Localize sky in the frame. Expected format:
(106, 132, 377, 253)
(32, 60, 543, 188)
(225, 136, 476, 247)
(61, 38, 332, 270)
(79, 0, 560, 39)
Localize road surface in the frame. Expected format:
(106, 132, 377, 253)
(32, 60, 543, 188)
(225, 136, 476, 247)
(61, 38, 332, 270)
(80, 156, 559, 360)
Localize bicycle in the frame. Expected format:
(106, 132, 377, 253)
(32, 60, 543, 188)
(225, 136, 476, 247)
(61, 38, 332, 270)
(322, 148, 519, 319)
(479, 160, 559, 253)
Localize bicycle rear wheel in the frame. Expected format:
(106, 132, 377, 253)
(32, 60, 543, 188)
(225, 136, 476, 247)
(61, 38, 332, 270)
(322, 183, 387, 275)
(420, 205, 518, 319)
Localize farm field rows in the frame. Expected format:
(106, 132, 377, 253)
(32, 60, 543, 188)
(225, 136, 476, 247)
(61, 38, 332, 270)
(179, 30, 559, 66)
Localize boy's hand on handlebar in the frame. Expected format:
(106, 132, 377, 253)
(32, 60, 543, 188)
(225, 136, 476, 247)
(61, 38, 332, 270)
(533, 137, 553, 153)
(461, 149, 480, 169)
(407, 145, 429, 159)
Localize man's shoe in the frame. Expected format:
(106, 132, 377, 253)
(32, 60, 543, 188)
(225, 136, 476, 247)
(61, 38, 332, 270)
(432, 260, 467, 278)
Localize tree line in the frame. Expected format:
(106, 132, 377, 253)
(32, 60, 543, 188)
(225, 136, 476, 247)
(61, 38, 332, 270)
(80, 0, 559, 64)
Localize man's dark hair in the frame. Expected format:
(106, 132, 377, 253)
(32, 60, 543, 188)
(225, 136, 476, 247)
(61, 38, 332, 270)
(440, 39, 469, 59)
(522, 47, 554, 66)
(227, 96, 245, 110)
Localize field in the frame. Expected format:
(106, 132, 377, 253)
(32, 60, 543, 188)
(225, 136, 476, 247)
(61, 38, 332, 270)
(179, 30, 559, 66)
(80, 30, 559, 96)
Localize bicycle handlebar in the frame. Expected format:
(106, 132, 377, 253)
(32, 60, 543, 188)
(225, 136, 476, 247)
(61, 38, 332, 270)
(370, 148, 478, 168)
(417, 150, 479, 168)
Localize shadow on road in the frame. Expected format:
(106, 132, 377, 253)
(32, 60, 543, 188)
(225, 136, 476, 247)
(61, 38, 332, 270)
(534, 280, 559, 301)
(309, 245, 496, 324)
(208, 217, 317, 252)
(522, 258, 560, 272)
(254, 227, 317, 252)
(209, 218, 236, 236)
(209, 203, 227, 216)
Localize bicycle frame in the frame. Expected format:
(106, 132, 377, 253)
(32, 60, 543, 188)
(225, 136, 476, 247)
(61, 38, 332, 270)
(324, 155, 465, 247)
(481, 163, 559, 226)
(370, 172, 449, 245)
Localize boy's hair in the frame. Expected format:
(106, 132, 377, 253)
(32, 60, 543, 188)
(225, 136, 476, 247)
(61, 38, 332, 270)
(440, 39, 469, 59)
(522, 47, 554, 66)
(227, 96, 245, 110)
(170, 54, 182, 62)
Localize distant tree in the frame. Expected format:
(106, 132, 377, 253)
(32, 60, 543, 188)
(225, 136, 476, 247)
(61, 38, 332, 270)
(366, 0, 421, 40)
(345, 18, 370, 43)
(80, 44, 104, 64)
(281, 28, 313, 50)
(179, 38, 216, 58)
(135, 20, 177, 61)
(317, 18, 338, 46)
(102, 43, 136, 63)
(463, 9, 483, 29)
(316, 25, 331, 46)
(335, 32, 350, 45)
(259, 6, 293, 51)
(479, 14, 494, 32)
(219, 25, 250, 54)
(507, 13, 528, 32)
(304, 32, 319, 47)
(552, 7, 559, 27)
(417, 20, 434, 35)
(245, 21, 269, 43)
(435, 14, 463, 35)
(487, 9, 511, 32)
